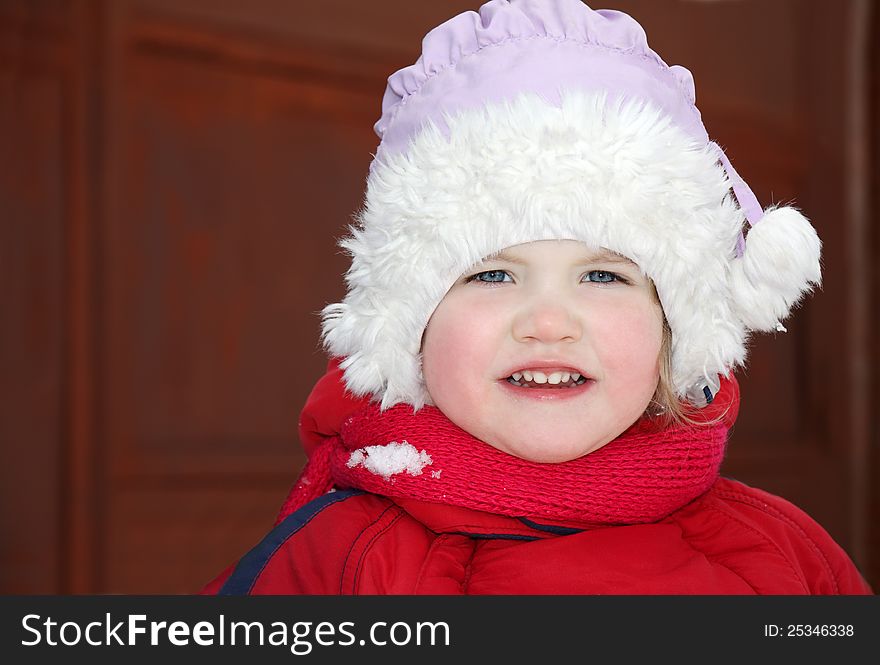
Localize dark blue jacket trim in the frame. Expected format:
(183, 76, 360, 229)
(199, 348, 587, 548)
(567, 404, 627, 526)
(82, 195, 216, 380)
(218, 489, 365, 595)
(451, 531, 539, 542)
(517, 517, 584, 536)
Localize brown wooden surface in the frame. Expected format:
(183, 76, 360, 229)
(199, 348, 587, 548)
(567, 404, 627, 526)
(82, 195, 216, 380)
(0, 0, 876, 593)
(869, 0, 880, 590)
(0, 1, 67, 593)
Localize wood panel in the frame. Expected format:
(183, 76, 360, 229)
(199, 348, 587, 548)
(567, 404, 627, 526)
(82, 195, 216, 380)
(105, 484, 287, 594)
(868, 0, 880, 590)
(98, 7, 388, 592)
(0, 1, 68, 594)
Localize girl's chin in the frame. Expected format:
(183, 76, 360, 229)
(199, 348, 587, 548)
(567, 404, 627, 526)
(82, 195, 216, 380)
(487, 437, 612, 463)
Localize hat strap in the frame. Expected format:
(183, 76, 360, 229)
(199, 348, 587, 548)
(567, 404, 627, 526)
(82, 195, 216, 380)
(714, 143, 763, 258)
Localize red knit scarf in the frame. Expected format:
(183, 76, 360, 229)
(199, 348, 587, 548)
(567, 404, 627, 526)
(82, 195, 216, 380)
(277, 360, 740, 527)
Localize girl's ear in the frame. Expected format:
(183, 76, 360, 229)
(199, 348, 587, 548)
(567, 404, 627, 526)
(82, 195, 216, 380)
(729, 205, 822, 332)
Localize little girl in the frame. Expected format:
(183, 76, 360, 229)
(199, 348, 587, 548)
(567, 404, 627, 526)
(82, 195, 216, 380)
(203, 0, 871, 594)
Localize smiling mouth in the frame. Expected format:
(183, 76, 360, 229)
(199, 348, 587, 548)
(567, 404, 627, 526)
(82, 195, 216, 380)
(505, 371, 590, 389)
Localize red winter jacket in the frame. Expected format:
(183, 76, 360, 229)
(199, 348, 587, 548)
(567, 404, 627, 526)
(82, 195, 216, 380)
(202, 360, 872, 595)
(202, 475, 871, 595)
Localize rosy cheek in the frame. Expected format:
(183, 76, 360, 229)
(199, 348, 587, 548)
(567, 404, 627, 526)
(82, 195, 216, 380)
(429, 299, 501, 396)
(424, 313, 471, 398)
(596, 305, 662, 371)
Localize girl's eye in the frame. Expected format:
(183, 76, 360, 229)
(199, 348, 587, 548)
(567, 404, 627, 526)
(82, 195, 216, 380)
(464, 269, 630, 285)
(584, 270, 626, 284)
(466, 270, 511, 284)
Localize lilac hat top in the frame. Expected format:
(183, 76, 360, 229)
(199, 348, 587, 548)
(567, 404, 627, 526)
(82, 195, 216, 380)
(375, 0, 707, 154)
(322, 0, 823, 411)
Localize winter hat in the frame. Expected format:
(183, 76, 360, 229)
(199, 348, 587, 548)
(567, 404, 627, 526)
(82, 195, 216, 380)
(321, 0, 822, 411)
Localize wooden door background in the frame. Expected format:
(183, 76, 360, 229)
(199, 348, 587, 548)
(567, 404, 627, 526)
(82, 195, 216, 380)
(1, 0, 877, 593)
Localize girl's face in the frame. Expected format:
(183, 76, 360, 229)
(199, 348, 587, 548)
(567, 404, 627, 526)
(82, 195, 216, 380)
(421, 240, 664, 463)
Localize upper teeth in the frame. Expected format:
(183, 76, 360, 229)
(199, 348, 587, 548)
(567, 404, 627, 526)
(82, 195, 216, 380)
(511, 370, 581, 383)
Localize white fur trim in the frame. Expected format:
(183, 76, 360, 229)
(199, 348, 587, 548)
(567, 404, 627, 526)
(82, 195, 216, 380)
(322, 91, 821, 409)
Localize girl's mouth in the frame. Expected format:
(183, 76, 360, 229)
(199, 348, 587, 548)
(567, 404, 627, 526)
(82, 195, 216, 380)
(498, 376, 596, 403)
(500, 371, 595, 400)
(505, 370, 589, 389)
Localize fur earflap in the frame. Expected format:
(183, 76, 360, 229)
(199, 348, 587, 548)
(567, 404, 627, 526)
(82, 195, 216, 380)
(729, 206, 822, 332)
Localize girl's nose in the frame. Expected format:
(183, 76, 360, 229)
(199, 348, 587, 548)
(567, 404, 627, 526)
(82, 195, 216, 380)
(512, 300, 582, 344)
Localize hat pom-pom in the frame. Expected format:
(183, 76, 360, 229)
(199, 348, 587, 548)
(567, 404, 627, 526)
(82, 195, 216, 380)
(729, 206, 822, 332)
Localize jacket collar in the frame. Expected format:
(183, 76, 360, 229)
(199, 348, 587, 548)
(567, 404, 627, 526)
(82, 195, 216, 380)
(395, 496, 622, 539)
